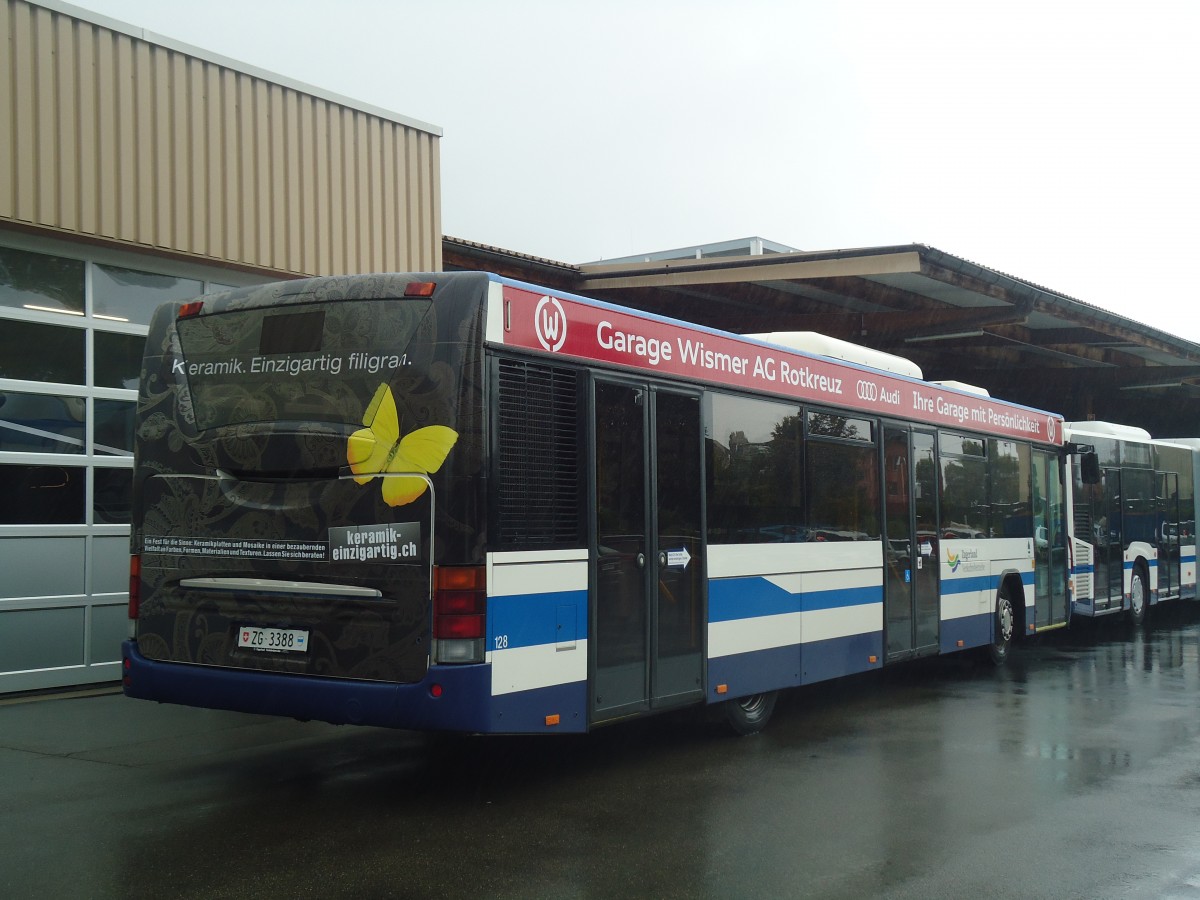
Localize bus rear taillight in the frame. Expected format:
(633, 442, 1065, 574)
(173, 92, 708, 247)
(433, 565, 486, 664)
(177, 300, 204, 318)
(128, 555, 141, 620)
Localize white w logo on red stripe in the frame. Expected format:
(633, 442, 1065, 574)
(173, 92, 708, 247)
(534, 296, 568, 352)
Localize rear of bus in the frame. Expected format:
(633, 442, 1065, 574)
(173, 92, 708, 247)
(122, 273, 494, 730)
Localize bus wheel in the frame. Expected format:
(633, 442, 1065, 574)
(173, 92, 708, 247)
(1127, 563, 1149, 627)
(988, 587, 1015, 666)
(724, 691, 778, 736)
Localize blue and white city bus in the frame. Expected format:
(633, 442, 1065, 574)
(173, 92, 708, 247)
(1064, 422, 1197, 624)
(123, 271, 1069, 734)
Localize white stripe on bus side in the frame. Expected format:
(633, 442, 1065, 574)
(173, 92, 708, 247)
(708, 541, 882, 580)
(488, 549, 589, 597)
(490, 640, 590, 697)
(708, 603, 883, 659)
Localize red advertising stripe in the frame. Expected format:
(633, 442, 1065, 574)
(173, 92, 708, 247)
(501, 285, 1062, 446)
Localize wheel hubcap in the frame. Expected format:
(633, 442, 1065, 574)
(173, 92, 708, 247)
(998, 600, 1013, 643)
(739, 694, 766, 718)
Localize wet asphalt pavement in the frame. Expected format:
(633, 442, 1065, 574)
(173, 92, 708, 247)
(4, 607, 1200, 900)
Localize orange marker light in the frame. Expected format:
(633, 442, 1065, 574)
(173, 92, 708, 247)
(404, 281, 436, 297)
(868, 655, 878, 664)
(716, 684, 729, 695)
(545, 714, 560, 726)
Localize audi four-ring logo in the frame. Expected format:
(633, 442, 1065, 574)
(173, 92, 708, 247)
(534, 295, 567, 353)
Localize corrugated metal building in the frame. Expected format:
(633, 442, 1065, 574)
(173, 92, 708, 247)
(0, 0, 442, 692)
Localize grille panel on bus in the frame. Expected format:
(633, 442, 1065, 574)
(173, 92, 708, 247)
(1073, 539, 1094, 599)
(497, 359, 581, 546)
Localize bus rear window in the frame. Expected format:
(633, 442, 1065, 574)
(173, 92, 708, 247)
(259, 309, 326, 354)
(175, 299, 433, 431)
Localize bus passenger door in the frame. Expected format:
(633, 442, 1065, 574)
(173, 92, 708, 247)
(1033, 450, 1069, 627)
(1102, 468, 1124, 608)
(592, 381, 704, 724)
(884, 426, 940, 660)
(912, 431, 940, 653)
(1159, 473, 1180, 599)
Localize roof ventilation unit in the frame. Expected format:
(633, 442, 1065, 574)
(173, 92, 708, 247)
(745, 331, 923, 380)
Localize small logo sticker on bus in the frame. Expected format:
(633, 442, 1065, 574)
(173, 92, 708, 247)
(534, 295, 568, 353)
(666, 548, 692, 569)
(328, 522, 422, 564)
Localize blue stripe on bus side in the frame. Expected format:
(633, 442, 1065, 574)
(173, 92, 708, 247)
(940, 612, 992, 653)
(940, 574, 995, 596)
(800, 630, 883, 684)
(940, 571, 1034, 596)
(709, 644, 799, 697)
(715, 571, 1034, 617)
(491, 680, 588, 733)
(122, 640, 497, 731)
(709, 577, 880, 622)
(124, 640, 589, 734)
(1068, 559, 1200, 576)
(708, 630, 883, 699)
(488, 589, 588, 650)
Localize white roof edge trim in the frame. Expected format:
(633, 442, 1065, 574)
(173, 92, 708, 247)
(931, 380, 991, 397)
(1064, 421, 1154, 441)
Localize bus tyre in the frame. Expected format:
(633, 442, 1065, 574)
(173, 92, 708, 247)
(1127, 563, 1149, 627)
(724, 691, 778, 736)
(988, 588, 1015, 666)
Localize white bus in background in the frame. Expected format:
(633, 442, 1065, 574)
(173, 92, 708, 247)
(1064, 422, 1198, 624)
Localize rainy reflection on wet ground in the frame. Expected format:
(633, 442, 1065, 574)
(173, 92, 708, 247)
(4, 606, 1200, 900)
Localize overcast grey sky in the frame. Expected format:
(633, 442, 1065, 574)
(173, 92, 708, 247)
(69, 0, 1200, 340)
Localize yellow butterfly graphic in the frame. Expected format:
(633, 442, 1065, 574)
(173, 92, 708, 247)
(346, 383, 458, 507)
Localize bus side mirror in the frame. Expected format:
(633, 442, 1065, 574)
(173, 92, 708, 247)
(1080, 451, 1101, 485)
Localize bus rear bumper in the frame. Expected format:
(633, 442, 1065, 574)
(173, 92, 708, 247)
(121, 639, 498, 733)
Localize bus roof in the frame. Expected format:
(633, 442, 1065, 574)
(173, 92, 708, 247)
(487, 272, 1065, 447)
